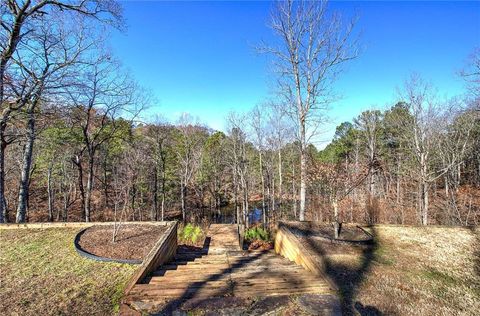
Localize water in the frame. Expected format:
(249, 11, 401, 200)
(209, 205, 264, 225)
(207, 202, 295, 226)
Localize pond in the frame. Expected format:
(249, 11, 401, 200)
(207, 202, 295, 226)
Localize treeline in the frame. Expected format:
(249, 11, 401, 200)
(311, 85, 479, 226)
(1, 1, 478, 226)
(2, 105, 301, 225)
(3, 85, 479, 226)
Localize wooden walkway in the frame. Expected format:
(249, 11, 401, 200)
(122, 224, 336, 314)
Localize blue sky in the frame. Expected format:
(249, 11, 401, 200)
(112, 1, 480, 147)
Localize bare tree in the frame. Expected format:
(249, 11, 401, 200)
(398, 74, 475, 225)
(174, 115, 205, 222)
(67, 54, 144, 222)
(260, 0, 358, 220)
(354, 109, 383, 223)
(12, 12, 99, 222)
(249, 105, 267, 226)
(0, 0, 122, 222)
(227, 112, 250, 226)
(459, 47, 480, 99)
(144, 119, 171, 221)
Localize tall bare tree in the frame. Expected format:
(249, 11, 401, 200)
(398, 74, 475, 225)
(67, 54, 143, 222)
(0, 0, 122, 222)
(260, 0, 358, 220)
(249, 105, 267, 225)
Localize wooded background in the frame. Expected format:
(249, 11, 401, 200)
(1, 0, 478, 226)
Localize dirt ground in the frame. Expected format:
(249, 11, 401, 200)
(78, 224, 167, 260)
(0, 228, 136, 315)
(289, 224, 480, 316)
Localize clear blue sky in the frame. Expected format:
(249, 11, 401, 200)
(111, 1, 480, 147)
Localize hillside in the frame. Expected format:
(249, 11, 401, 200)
(1, 225, 478, 315)
(0, 228, 136, 315)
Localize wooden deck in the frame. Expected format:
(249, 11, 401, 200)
(121, 224, 337, 315)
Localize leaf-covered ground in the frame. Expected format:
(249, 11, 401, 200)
(0, 228, 136, 316)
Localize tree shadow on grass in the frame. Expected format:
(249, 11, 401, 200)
(290, 223, 385, 316)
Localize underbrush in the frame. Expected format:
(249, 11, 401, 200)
(245, 226, 269, 242)
(178, 223, 205, 246)
(244, 226, 273, 250)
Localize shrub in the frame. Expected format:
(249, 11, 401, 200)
(244, 226, 269, 242)
(179, 223, 203, 244)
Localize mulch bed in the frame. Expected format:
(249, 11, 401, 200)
(287, 222, 372, 241)
(78, 224, 167, 261)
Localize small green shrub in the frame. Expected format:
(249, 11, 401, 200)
(244, 226, 269, 242)
(180, 223, 203, 244)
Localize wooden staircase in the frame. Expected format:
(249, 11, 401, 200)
(121, 224, 336, 314)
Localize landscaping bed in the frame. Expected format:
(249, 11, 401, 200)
(287, 222, 372, 242)
(77, 224, 167, 261)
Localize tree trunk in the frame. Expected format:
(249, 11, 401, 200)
(47, 165, 54, 222)
(278, 149, 283, 218)
(292, 166, 297, 219)
(299, 144, 306, 221)
(62, 183, 70, 222)
(84, 153, 94, 222)
(181, 181, 186, 221)
(0, 131, 6, 223)
(131, 181, 137, 221)
(420, 181, 429, 225)
(74, 155, 86, 219)
(161, 154, 166, 221)
(332, 198, 340, 239)
(103, 156, 109, 208)
(260, 152, 266, 228)
(16, 113, 35, 223)
(152, 166, 158, 221)
(271, 175, 276, 221)
(419, 151, 429, 226)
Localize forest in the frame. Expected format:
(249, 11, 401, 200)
(1, 0, 479, 227)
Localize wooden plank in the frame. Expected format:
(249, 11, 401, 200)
(123, 221, 178, 295)
(161, 263, 230, 270)
(154, 269, 231, 276)
(233, 287, 333, 297)
(0, 221, 170, 230)
(126, 287, 233, 299)
(274, 222, 339, 292)
(132, 281, 233, 290)
(148, 274, 232, 283)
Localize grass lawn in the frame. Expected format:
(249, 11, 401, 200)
(0, 227, 137, 316)
(311, 225, 480, 315)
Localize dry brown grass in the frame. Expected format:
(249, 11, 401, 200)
(320, 225, 480, 315)
(0, 228, 136, 315)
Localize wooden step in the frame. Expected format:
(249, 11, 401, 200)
(147, 275, 231, 284)
(123, 224, 337, 315)
(234, 287, 332, 297)
(151, 269, 231, 278)
(126, 286, 233, 300)
(160, 263, 230, 270)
